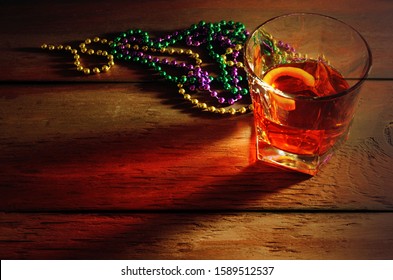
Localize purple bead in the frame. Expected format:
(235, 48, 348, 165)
(210, 91, 218, 97)
(189, 85, 196, 91)
(218, 97, 226, 104)
(203, 84, 210, 91)
(228, 98, 235, 105)
(161, 58, 169, 64)
(178, 62, 186, 67)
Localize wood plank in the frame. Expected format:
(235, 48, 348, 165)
(1, 81, 392, 211)
(1, 212, 393, 259)
(0, 0, 391, 81)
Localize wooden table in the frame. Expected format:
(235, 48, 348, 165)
(1, 0, 392, 260)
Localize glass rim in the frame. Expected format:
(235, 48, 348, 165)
(243, 12, 373, 101)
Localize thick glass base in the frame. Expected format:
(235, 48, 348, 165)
(256, 138, 333, 176)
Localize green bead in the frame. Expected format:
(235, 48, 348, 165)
(155, 66, 162, 72)
(198, 20, 206, 26)
(125, 55, 131, 61)
(179, 75, 187, 83)
(220, 20, 227, 26)
(231, 87, 239, 94)
(190, 24, 198, 30)
(241, 88, 249, 95)
(116, 53, 123, 59)
(127, 29, 134, 35)
(224, 83, 231, 90)
(121, 32, 127, 38)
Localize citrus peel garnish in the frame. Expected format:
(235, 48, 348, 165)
(262, 66, 316, 88)
(262, 66, 315, 111)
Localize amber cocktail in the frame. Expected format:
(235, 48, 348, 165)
(244, 13, 372, 175)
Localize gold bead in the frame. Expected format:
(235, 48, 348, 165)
(178, 88, 185, 95)
(207, 106, 216, 112)
(71, 49, 78, 55)
(83, 68, 91, 75)
(107, 54, 114, 60)
(235, 44, 243, 51)
(228, 108, 236, 115)
(221, 54, 227, 61)
(248, 104, 254, 111)
(79, 43, 86, 49)
(177, 83, 183, 88)
(108, 61, 115, 66)
(85, 38, 91, 44)
(191, 98, 199, 105)
(168, 48, 175, 54)
(96, 50, 102, 55)
(218, 108, 226, 114)
(74, 54, 80, 59)
(133, 45, 139, 50)
(142, 46, 149, 51)
(76, 66, 84, 71)
(41, 43, 48, 49)
(226, 48, 233, 54)
(177, 49, 184, 54)
(195, 59, 202, 65)
(100, 38, 108, 44)
(235, 62, 244, 68)
(48, 45, 55, 50)
(87, 49, 94, 55)
(74, 60, 81, 66)
(226, 61, 235, 67)
(56, 45, 64, 50)
(101, 65, 110, 72)
(238, 107, 247, 114)
(159, 48, 167, 53)
(93, 67, 100, 74)
(183, 94, 191, 100)
(80, 48, 87, 53)
(102, 51, 108, 56)
(93, 37, 100, 42)
(185, 49, 193, 55)
(64, 45, 72, 51)
(192, 53, 199, 58)
(198, 103, 207, 109)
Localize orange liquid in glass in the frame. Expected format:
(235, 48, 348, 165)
(253, 60, 351, 155)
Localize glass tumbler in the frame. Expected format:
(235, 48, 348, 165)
(244, 13, 372, 175)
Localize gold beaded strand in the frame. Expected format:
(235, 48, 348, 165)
(41, 36, 114, 75)
(177, 83, 252, 115)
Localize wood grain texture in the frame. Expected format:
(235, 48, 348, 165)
(0, 0, 392, 81)
(1, 82, 392, 211)
(1, 212, 393, 260)
(1, 0, 393, 260)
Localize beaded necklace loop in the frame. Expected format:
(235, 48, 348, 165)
(41, 37, 114, 75)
